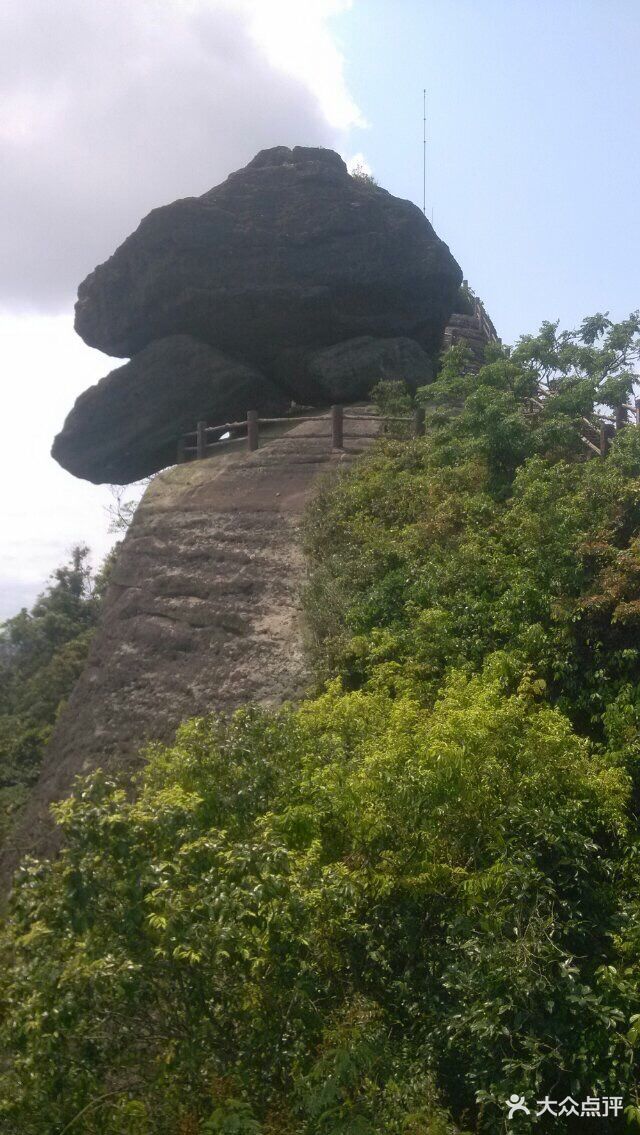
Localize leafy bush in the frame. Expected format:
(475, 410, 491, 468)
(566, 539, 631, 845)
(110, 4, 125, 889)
(0, 672, 637, 1131)
(371, 379, 414, 416)
(303, 316, 640, 739)
(349, 162, 378, 188)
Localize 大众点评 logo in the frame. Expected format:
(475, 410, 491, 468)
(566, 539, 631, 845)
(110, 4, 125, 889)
(506, 1094, 624, 1119)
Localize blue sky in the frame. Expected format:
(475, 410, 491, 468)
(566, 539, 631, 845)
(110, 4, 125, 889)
(338, 0, 640, 342)
(1, 0, 638, 617)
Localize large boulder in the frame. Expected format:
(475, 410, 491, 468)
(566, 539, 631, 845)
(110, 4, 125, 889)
(274, 335, 435, 404)
(54, 146, 464, 485)
(52, 336, 286, 484)
(74, 146, 462, 363)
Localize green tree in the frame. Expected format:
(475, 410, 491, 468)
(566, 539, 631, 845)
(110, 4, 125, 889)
(0, 546, 111, 842)
(419, 311, 640, 485)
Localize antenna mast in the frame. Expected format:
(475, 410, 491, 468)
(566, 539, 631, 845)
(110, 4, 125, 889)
(422, 88, 426, 215)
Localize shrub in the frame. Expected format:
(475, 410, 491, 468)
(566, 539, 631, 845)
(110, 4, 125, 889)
(0, 673, 635, 1131)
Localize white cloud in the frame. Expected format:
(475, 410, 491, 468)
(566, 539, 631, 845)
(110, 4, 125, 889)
(0, 0, 363, 312)
(246, 0, 366, 131)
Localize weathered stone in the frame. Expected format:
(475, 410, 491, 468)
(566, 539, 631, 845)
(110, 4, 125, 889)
(3, 411, 382, 878)
(51, 335, 286, 484)
(74, 146, 462, 363)
(274, 335, 435, 404)
(442, 312, 497, 370)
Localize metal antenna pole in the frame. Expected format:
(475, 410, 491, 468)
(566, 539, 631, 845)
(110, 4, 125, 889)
(422, 88, 426, 215)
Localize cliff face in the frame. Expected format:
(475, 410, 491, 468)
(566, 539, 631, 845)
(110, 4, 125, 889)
(2, 413, 380, 880)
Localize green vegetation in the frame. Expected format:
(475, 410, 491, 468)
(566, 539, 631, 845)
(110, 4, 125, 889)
(305, 314, 640, 738)
(0, 547, 110, 843)
(453, 281, 476, 318)
(2, 314, 640, 1132)
(349, 161, 378, 187)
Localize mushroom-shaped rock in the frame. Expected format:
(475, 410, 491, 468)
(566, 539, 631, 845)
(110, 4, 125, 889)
(74, 146, 462, 363)
(52, 336, 286, 484)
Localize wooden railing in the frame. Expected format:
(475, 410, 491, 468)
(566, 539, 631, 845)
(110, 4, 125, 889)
(580, 400, 640, 457)
(177, 411, 317, 462)
(524, 395, 640, 458)
(178, 393, 640, 468)
(177, 405, 427, 463)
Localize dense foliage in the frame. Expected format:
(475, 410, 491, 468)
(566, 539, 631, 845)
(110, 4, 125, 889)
(0, 547, 109, 844)
(2, 315, 640, 1133)
(305, 314, 640, 741)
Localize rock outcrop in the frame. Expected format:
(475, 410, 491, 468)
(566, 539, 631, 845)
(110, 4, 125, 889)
(274, 335, 436, 404)
(52, 146, 462, 484)
(442, 304, 499, 369)
(51, 335, 287, 484)
(75, 146, 462, 362)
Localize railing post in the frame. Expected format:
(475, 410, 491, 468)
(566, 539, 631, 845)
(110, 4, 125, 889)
(331, 404, 344, 449)
(615, 404, 627, 431)
(600, 423, 614, 457)
(414, 406, 426, 438)
(247, 410, 259, 452)
(197, 420, 207, 460)
(176, 435, 185, 464)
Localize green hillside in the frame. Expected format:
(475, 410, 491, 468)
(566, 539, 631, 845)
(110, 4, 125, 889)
(2, 314, 640, 1133)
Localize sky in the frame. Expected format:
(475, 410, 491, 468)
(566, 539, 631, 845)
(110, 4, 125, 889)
(1, 0, 639, 618)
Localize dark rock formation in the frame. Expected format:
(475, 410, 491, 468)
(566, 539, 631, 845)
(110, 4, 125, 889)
(75, 147, 462, 362)
(442, 294, 500, 371)
(52, 336, 287, 484)
(274, 335, 435, 403)
(53, 146, 463, 483)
